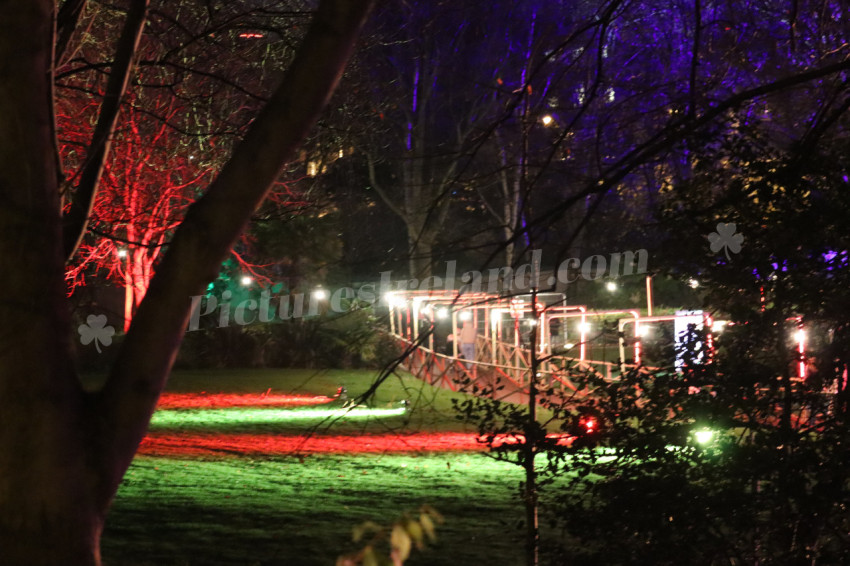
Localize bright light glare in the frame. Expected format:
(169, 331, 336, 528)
(564, 342, 576, 350)
(384, 293, 406, 307)
(605, 281, 617, 292)
(436, 307, 449, 320)
(459, 311, 472, 321)
(694, 428, 715, 445)
(578, 322, 591, 334)
(636, 325, 651, 337)
(795, 329, 807, 343)
(240, 275, 253, 286)
(541, 114, 554, 126)
(688, 278, 700, 289)
(313, 288, 328, 300)
(491, 309, 503, 321)
(117, 248, 128, 258)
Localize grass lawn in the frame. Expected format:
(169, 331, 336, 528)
(100, 369, 537, 565)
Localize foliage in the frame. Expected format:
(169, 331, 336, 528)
(336, 506, 443, 566)
(548, 333, 850, 565)
(548, 119, 850, 564)
(176, 307, 386, 369)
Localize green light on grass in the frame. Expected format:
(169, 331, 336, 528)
(150, 406, 408, 427)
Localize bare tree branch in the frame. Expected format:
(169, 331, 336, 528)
(55, 0, 88, 66)
(366, 152, 405, 218)
(62, 0, 149, 261)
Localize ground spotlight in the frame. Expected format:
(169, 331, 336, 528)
(693, 427, 715, 445)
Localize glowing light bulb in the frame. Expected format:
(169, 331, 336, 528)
(694, 428, 715, 445)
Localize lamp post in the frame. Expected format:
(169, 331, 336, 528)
(645, 274, 654, 316)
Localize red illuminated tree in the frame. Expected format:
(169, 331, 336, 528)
(63, 97, 210, 330)
(57, 2, 326, 330)
(0, 1, 374, 564)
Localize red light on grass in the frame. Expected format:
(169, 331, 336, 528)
(139, 432, 490, 457)
(156, 393, 335, 410)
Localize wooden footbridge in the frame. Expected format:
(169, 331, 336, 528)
(385, 290, 814, 405)
(385, 290, 670, 404)
(382, 289, 826, 436)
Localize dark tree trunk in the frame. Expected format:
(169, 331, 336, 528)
(0, 1, 106, 563)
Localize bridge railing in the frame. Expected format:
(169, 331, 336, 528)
(392, 332, 636, 401)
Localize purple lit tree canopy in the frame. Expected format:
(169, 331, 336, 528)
(341, 0, 850, 272)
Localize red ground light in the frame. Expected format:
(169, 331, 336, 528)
(139, 432, 490, 457)
(155, 392, 335, 410)
(138, 431, 578, 457)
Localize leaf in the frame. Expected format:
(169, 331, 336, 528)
(404, 518, 424, 548)
(362, 546, 379, 566)
(420, 505, 443, 523)
(419, 513, 437, 542)
(352, 520, 382, 542)
(390, 524, 411, 563)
